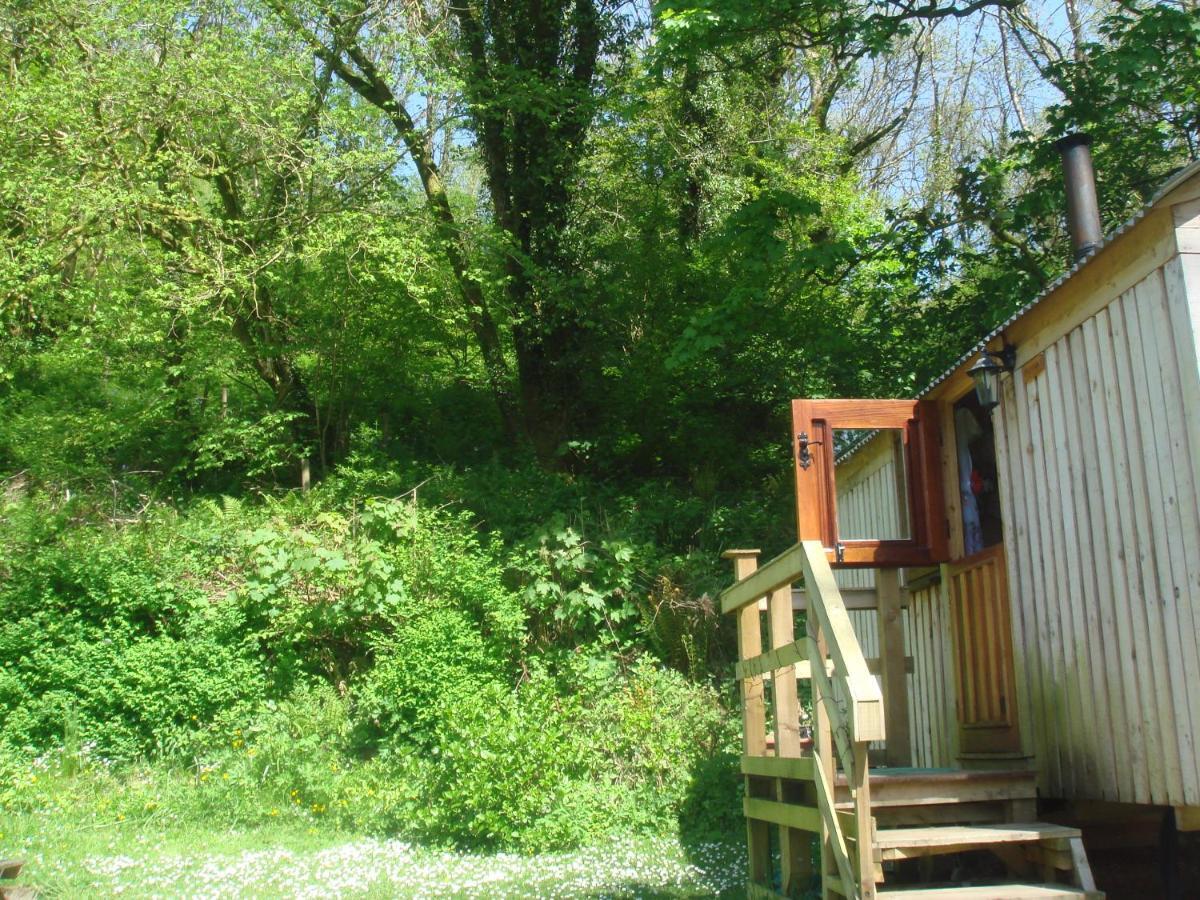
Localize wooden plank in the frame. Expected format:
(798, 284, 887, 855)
(735, 562, 767, 757)
(1164, 254, 1200, 805)
(833, 770, 1037, 808)
(811, 745, 857, 896)
(1060, 328, 1121, 800)
(0, 861, 23, 880)
(735, 638, 807, 680)
(906, 591, 927, 767)
(742, 754, 815, 781)
(937, 574, 961, 765)
(1108, 295, 1172, 804)
(1141, 267, 1200, 802)
(877, 568, 911, 767)
(1080, 315, 1145, 803)
(810, 614, 837, 900)
(801, 541, 885, 742)
(793, 588, 887, 611)
(850, 743, 876, 897)
(1068, 836, 1097, 892)
(744, 796, 821, 833)
(722, 543, 805, 614)
(1128, 275, 1195, 804)
(1030, 342, 1080, 794)
(768, 581, 810, 895)
(1041, 342, 1096, 789)
(875, 885, 1094, 898)
(758, 656, 911, 680)
(1013, 342, 1064, 794)
(727, 550, 771, 886)
(875, 823, 1080, 860)
(876, 822, 1079, 848)
(809, 633, 855, 773)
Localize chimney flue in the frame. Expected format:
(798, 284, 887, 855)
(1055, 133, 1103, 262)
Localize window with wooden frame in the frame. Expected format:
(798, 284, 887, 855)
(791, 398, 948, 568)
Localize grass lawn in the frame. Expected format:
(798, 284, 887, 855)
(2, 813, 746, 898)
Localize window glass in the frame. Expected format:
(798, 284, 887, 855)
(953, 392, 1003, 553)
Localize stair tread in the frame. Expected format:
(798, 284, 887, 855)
(877, 883, 1093, 898)
(876, 822, 1082, 849)
(835, 767, 1035, 786)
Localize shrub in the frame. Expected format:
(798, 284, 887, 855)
(350, 607, 509, 752)
(407, 674, 594, 850)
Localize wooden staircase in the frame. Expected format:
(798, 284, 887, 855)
(724, 544, 1103, 900)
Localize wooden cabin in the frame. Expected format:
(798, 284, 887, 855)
(721, 149, 1200, 899)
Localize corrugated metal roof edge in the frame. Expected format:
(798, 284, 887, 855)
(831, 158, 1200, 466)
(915, 157, 1200, 400)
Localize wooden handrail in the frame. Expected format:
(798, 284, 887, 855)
(800, 541, 884, 743)
(725, 540, 884, 899)
(720, 542, 806, 613)
(800, 540, 879, 898)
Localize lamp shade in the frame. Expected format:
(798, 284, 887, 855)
(969, 354, 1003, 410)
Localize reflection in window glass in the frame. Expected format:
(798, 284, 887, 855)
(833, 429, 911, 542)
(953, 392, 1003, 554)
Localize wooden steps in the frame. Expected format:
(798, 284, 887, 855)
(875, 822, 1081, 860)
(834, 767, 1038, 830)
(834, 767, 1037, 807)
(875, 884, 1095, 898)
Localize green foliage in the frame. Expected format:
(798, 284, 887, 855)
(0, 484, 739, 849)
(351, 608, 507, 751)
(2, 0, 1194, 862)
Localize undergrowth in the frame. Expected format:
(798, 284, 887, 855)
(0, 468, 749, 851)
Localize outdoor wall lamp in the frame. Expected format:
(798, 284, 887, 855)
(968, 344, 1016, 411)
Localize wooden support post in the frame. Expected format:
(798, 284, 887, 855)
(725, 550, 772, 889)
(876, 568, 911, 768)
(851, 741, 876, 899)
(769, 585, 812, 894)
(768, 586, 803, 757)
(1068, 837, 1097, 893)
(809, 615, 836, 900)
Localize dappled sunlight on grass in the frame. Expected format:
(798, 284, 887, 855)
(5, 816, 745, 898)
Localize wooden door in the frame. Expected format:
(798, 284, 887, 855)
(948, 544, 1022, 755)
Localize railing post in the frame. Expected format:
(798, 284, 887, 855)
(724, 549, 771, 889)
(852, 741, 876, 899)
(876, 567, 911, 767)
(768, 584, 812, 893)
(808, 613, 835, 900)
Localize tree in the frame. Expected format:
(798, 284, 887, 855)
(270, 0, 628, 461)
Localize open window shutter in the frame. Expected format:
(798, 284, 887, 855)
(792, 398, 948, 568)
